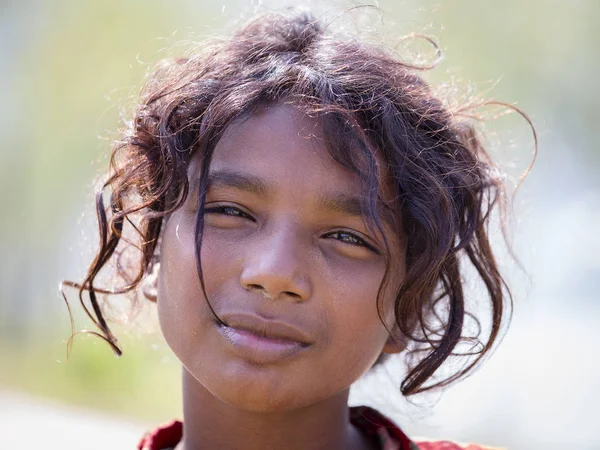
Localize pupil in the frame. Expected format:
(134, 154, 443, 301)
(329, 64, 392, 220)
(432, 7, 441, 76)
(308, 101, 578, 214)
(342, 233, 356, 243)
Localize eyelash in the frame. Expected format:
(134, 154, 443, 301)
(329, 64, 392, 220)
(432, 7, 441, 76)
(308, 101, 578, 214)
(321, 231, 379, 253)
(204, 205, 255, 220)
(204, 205, 379, 253)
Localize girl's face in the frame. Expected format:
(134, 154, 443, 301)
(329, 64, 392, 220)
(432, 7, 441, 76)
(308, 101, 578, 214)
(157, 104, 405, 412)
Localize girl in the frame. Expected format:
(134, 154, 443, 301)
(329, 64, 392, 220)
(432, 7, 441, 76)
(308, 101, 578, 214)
(65, 8, 534, 450)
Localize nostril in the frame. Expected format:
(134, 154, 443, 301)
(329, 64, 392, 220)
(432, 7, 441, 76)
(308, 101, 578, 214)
(245, 284, 275, 299)
(242, 279, 307, 301)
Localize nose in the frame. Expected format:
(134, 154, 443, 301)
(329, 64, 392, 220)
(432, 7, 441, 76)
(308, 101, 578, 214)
(240, 226, 312, 302)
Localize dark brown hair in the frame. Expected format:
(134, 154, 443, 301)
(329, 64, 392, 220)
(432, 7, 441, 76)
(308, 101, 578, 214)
(63, 9, 535, 396)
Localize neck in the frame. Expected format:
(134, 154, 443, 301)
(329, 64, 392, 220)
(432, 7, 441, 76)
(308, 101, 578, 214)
(178, 369, 374, 450)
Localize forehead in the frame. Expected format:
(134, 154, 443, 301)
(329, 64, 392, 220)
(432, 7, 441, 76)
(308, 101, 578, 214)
(204, 104, 363, 196)
(185, 103, 402, 248)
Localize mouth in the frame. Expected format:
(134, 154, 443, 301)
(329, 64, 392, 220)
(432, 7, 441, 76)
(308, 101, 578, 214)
(216, 313, 312, 364)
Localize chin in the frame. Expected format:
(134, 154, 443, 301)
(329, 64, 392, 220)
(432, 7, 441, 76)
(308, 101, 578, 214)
(199, 362, 323, 413)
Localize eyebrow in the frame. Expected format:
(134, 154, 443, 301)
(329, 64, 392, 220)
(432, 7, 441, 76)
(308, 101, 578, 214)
(317, 193, 364, 219)
(197, 169, 395, 227)
(204, 170, 270, 197)
(321, 193, 396, 231)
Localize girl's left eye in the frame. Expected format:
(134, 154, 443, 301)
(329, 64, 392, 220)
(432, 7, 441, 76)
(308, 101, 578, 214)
(324, 231, 380, 254)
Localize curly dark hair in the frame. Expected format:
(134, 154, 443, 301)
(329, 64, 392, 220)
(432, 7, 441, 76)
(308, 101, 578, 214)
(63, 9, 535, 396)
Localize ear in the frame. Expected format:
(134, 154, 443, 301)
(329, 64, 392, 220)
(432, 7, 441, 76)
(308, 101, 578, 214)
(141, 262, 160, 303)
(382, 328, 408, 355)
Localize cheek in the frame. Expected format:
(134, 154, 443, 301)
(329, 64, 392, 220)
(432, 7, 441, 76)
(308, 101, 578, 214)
(321, 253, 404, 359)
(156, 214, 216, 353)
(158, 215, 199, 301)
(158, 213, 238, 298)
(156, 213, 243, 351)
(156, 216, 197, 352)
(199, 228, 242, 292)
(322, 262, 391, 354)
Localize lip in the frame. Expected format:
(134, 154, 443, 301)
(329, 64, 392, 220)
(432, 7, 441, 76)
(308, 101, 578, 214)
(216, 313, 312, 364)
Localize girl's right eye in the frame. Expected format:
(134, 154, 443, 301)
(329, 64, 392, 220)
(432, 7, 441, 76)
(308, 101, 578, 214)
(204, 205, 255, 221)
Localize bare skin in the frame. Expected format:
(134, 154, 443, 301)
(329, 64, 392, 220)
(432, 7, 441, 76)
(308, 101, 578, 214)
(158, 104, 405, 450)
(173, 374, 376, 450)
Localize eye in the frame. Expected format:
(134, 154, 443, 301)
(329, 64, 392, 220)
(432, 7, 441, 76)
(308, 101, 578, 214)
(323, 230, 380, 254)
(204, 205, 255, 221)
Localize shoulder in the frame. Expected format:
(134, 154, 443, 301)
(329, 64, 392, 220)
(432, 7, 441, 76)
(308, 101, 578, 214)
(350, 406, 501, 450)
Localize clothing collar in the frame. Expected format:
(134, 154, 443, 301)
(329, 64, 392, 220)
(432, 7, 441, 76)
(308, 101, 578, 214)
(137, 405, 418, 450)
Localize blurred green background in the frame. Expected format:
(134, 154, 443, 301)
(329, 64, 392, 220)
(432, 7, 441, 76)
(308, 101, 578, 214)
(1, 1, 599, 449)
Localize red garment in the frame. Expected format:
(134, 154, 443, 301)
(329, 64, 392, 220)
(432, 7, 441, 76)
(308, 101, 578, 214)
(137, 406, 495, 450)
